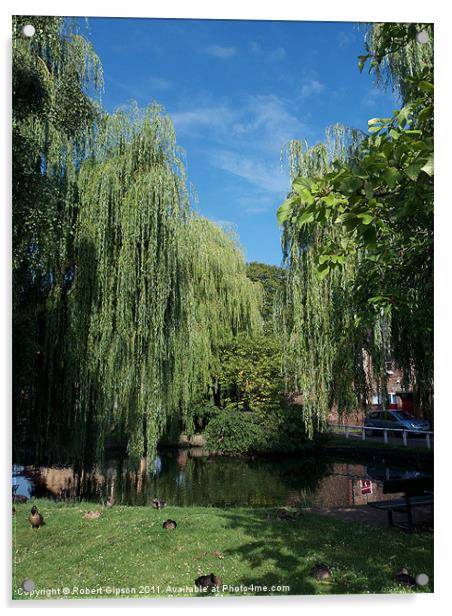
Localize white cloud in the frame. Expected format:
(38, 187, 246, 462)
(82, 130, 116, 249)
(170, 94, 306, 155)
(210, 149, 289, 194)
(300, 78, 325, 98)
(231, 94, 306, 153)
(204, 45, 237, 59)
(169, 94, 303, 205)
(171, 106, 236, 135)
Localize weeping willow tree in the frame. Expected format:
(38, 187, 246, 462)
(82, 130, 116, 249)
(179, 217, 263, 429)
(63, 107, 261, 463)
(362, 23, 433, 102)
(12, 16, 103, 461)
(278, 126, 391, 435)
(278, 22, 434, 427)
(13, 18, 261, 465)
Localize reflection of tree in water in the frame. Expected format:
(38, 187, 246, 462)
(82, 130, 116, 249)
(24, 450, 333, 507)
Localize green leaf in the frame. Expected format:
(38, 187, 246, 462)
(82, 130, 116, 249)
(358, 54, 370, 72)
(362, 227, 377, 249)
(297, 187, 315, 205)
(339, 176, 363, 193)
(368, 117, 391, 126)
(330, 254, 346, 265)
(405, 162, 424, 182)
(336, 212, 358, 231)
(357, 212, 374, 225)
(421, 155, 434, 176)
(418, 81, 434, 94)
(364, 183, 374, 199)
(317, 262, 330, 280)
(389, 128, 400, 140)
(298, 209, 315, 225)
(396, 105, 412, 127)
(276, 198, 293, 224)
(292, 176, 313, 191)
(322, 193, 345, 208)
(382, 167, 401, 188)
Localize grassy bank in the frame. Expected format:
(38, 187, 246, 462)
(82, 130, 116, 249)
(12, 500, 433, 599)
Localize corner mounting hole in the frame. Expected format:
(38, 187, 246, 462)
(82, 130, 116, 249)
(416, 30, 429, 44)
(22, 24, 35, 38)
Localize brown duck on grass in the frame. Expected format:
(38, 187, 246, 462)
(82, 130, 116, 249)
(152, 498, 166, 509)
(395, 568, 416, 587)
(84, 511, 102, 520)
(194, 574, 223, 590)
(162, 519, 177, 530)
(309, 563, 332, 581)
(28, 506, 44, 529)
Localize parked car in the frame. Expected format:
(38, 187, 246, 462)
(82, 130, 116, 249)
(364, 410, 431, 436)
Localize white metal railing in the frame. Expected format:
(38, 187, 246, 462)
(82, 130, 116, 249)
(328, 423, 434, 449)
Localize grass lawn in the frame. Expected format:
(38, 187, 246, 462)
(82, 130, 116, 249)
(12, 500, 433, 599)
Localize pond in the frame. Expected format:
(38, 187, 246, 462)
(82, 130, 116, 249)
(12, 448, 431, 509)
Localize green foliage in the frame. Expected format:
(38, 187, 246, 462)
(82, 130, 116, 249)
(217, 333, 285, 416)
(278, 126, 372, 434)
(185, 401, 221, 434)
(246, 262, 287, 326)
(278, 23, 433, 417)
(362, 23, 433, 102)
(56, 106, 261, 464)
(269, 406, 329, 453)
(12, 16, 103, 462)
(204, 408, 265, 454)
(12, 18, 262, 465)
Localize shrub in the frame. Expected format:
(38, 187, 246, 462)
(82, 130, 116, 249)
(204, 407, 265, 454)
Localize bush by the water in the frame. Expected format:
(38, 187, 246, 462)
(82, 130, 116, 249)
(203, 404, 327, 455)
(204, 407, 266, 454)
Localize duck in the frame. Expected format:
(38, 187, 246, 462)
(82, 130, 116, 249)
(194, 573, 223, 590)
(309, 563, 332, 581)
(105, 497, 114, 508)
(395, 567, 416, 587)
(162, 519, 177, 530)
(28, 505, 44, 528)
(277, 509, 297, 522)
(84, 511, 102, 520)
(152, 498, 166, 510)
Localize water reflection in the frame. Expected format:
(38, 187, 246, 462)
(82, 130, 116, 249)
(12, 449, 431, 509)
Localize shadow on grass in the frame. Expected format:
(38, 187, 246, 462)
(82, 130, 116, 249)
(216, 508, 433, 595)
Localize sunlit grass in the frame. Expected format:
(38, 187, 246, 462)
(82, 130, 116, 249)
(12, 500, 433, 599)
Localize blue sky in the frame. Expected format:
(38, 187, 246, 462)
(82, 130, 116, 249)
(83, 18, 398, 265)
